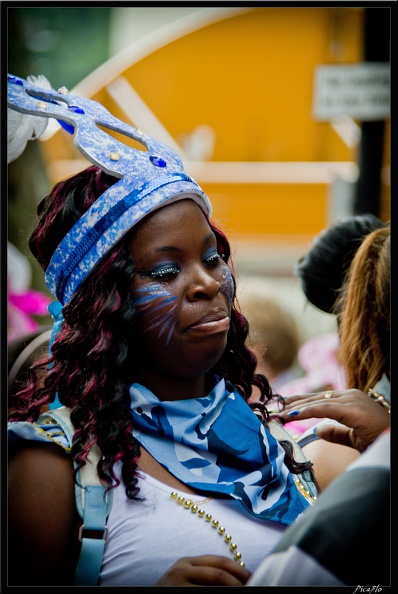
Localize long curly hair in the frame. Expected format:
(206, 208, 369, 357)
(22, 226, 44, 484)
(8, 166, 309, 497)
(334, 224, 390, 392)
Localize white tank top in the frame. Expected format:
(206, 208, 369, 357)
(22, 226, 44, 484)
(99, 467, 286, 586)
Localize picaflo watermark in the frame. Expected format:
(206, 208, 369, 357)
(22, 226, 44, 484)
(353, 586, 382, 594)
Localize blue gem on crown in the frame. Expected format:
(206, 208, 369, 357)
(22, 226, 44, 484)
(149, 156, 167, 167)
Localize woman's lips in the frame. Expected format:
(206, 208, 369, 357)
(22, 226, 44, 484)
(187, 316, 230, 335)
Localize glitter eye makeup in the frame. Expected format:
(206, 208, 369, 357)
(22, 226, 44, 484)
(149, 266, 178, 279)
(204, 251, 221, 265)
(138, 264, 179, 280)
(139, 249, 223, 282)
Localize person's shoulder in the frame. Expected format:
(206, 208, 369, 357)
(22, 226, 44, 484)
(9, 438, 74, 494)
(8, 440, 80, 585)
(8, 421, 75, 520)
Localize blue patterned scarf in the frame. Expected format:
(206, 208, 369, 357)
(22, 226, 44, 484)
(129, 377, 311, 525)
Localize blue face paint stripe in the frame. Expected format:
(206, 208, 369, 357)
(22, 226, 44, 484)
(134, 296, 157, 305)
(134, 293, 169, 306)
(133, 286, 177, 306)
(136, 283, 164, 293)
(152, 317, 175, 339)
(165, 322, 175, 346)
(141, 297, 177, 314)
(145, 307, 177, 334)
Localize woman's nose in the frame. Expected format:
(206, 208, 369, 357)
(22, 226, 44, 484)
(186, 266, 221, 301)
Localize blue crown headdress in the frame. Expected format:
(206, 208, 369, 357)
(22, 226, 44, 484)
(7, 73, 212, 306)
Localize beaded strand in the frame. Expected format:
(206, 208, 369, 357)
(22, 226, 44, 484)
(170, 491, 245, 567)
(293, 476, 317, 502)
(367, 388, 390, 413)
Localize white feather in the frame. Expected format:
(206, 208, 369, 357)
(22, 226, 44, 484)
(8, 74, 53, 164)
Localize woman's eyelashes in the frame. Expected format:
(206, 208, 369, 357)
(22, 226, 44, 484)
(138, 251, 223, 280)
(205, 251, 222, 265)
(139, 264, 179, 280)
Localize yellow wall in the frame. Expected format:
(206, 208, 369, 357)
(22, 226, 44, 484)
(40, 6, 389, 250)
(197, 181, 328, 239)
(120, 7, 361, 162)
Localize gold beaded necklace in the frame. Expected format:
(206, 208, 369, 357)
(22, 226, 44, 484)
(170, 491, 246, 567)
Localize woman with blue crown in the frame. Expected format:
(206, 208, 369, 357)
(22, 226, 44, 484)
(7, 74, 387, 587)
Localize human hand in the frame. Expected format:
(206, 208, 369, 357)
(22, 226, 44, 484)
(274, 389, 390, 453)
(155, 555, 251, 586)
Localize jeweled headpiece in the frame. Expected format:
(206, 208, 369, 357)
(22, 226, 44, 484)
(7, 73, 212, 305)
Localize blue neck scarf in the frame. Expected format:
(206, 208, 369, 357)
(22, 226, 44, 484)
(129, 377, 311, 526)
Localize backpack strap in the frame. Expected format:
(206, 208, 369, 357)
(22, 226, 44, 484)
(37, 407, 113, 585)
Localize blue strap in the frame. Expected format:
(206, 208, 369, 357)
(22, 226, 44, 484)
(73, 485, 111, 585)
(38, 408, 112, 585)
(47, 301, 64, 410)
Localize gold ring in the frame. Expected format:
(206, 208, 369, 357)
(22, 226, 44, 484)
(324, 391, 333, 399)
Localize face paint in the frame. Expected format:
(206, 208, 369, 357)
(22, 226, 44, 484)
(129, 201, 232, 376)
(219, 265, 234, 305)
(133, 283, 178, 346)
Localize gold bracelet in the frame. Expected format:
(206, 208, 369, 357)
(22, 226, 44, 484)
(367, 389, 390, 413)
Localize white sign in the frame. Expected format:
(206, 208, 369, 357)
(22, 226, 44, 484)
(313, 63, 390, 121)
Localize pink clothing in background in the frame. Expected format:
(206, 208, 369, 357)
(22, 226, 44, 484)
(274, 333, 347, 437)
(7, 242, 52, 344)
